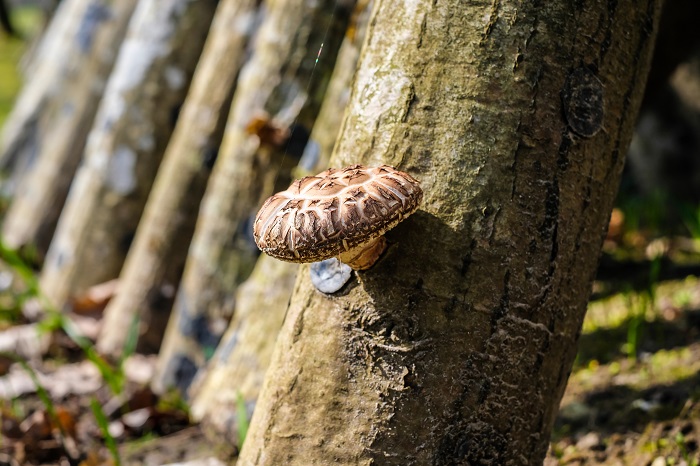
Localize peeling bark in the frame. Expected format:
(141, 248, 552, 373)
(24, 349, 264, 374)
(1, 0, 138, 258)
(152, 0, 355, 395)
(39, 0, 217, 309)
(239, 0, 662, 464)
(96, 0, 261, 357)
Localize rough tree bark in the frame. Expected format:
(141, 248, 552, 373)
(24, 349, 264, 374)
(238, 0, 662, 464)
(96, 0, 261, 357)
(151, 0, 355, 394)
(187, 1, 371, 443)
(1, 0, 138, 258)
(38, 0, 217, 310)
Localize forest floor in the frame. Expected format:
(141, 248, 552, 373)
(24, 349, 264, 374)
(542, 195, 700, 466)
(546, 276, 700, 466)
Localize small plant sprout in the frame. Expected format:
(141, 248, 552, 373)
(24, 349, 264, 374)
(253, 165, 422, 291)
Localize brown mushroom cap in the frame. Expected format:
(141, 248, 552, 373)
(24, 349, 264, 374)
(253, 164, 423, 264)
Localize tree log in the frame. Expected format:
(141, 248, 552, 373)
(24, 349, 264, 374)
(152, 0, 355, 394)
(39, 0, 217, 309)
(96, 0, 261, 357)
(239, 0, 662, 464)
(1, 0, 138, 258)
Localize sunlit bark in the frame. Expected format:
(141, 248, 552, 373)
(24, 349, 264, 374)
(96, 0, 260, 357)
(39, 0, 217, 309)
(240, 0, 662, 464)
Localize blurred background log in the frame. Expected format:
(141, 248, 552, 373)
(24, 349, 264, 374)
(186, 2, 371, 448)
(151, 0, 356, 395)
(38, 0, 217, 310)
(1, 0, 138, 260)
(96, 0, 262, 358)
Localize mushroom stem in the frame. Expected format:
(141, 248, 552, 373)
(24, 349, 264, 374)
(338, 236, 387, 270)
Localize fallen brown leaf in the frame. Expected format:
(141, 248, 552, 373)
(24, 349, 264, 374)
(71, 279, 119, 315)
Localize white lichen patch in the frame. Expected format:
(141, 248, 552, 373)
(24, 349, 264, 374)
(85, 148, 110, 174)
(232, 9, 257, 35)
(138, 133, 155, 151)
(335, 0, 425, 166)
(92, 0, 184, 130)
(352, 68, 412, 159)
(107, 146, 137, 195)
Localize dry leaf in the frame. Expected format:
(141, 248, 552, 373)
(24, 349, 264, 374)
(71, 279, 119, 315)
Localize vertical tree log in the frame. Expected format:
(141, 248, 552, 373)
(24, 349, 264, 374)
(39, 0, 217, 310)
(151, 0, 355, 394)
(96, 0, 261, 357)
(1, 0, 138, 258)
(239, 0, 662, 464)
(187, 1, 371, 444)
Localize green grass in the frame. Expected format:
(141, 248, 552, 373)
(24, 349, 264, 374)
(236, 391, 249, 450)
(0, 239, 137, 396)
(91, 397, 121, 465)
(0, 7, 43, 130)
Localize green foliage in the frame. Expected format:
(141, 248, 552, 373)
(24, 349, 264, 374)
(47, 312, 127, 394)
(622, 290, 647, 360)
(1, 351, 57, 423)
(90, 397, 121, 465)
(0, 351, 78, 459)
(0, 239, 137, 395)
(157, 388, 190, 417)
(236, 391, 249, 450)
(0, 7, 42, 129)
(617, 190, 669, 238)
(622, 252, 660, 360)
(0, 38, 22, 130)
(679, 203, 700, 240)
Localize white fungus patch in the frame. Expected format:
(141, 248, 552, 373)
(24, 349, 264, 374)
(338, 0, 424, 164)
(138, 133, 155, 151)
(353, 68, 412, 157)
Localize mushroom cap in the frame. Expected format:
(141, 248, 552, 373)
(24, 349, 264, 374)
(253, 164, 422, 264)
